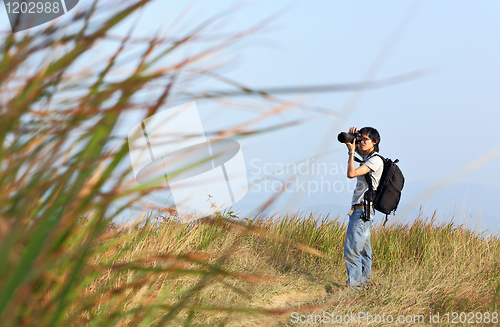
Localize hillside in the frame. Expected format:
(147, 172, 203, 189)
(59, 210, 500, 326)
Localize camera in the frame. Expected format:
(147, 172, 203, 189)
(337, 132, 361, 144)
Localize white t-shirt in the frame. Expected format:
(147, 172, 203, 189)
(351, 152, 384, 205)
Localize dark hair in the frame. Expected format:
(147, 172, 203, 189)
(359, 127, 380, 153)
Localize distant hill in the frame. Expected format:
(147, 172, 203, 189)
(233, 180, 500, 235)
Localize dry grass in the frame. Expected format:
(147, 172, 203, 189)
(64, 210, 500, 326)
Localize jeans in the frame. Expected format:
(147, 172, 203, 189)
(344, 208, 374, 287)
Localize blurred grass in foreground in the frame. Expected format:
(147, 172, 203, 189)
(0, 0, 302, 325)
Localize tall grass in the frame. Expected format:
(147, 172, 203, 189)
(59, 210, 500, 326)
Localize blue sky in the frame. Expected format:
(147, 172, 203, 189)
(2, 0, 499, 232)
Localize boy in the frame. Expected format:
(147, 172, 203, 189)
(344, 126, 383, 288)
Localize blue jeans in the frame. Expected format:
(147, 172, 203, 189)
(344, 209, 373, 287)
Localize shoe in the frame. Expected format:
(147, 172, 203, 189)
(345, 282, 362, 291)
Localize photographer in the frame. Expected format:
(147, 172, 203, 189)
(343, 126, 383, 288)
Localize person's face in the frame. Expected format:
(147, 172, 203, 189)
(358, 134, 376, 153)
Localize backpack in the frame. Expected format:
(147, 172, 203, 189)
(355, 153, 405, 226)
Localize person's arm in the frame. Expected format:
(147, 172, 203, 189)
(346, 126, 371, 179)
(347, 154, 370, 178)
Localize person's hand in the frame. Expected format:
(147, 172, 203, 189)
(346, 138, 356, 151)
(346, 126, 358, 152)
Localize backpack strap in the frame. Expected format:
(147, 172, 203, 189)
(361, 152, 378, 221)
(360, 152, 384, 221)
(354, 151, 383, 162)
(383, 215, 389, 227)
(363, 175, 373, 221)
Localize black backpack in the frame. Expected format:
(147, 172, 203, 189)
(355, 153, 405, 226)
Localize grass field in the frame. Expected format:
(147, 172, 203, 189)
(44, 209, 498, 326)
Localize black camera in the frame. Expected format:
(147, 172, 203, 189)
(337, 132, 361, 144)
